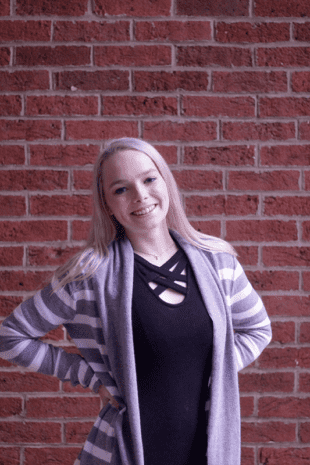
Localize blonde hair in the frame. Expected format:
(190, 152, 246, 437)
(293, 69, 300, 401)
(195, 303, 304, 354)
(53, 138, 236, 288)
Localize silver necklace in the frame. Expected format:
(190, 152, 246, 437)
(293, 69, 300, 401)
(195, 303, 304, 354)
(133, 242, 177, 260)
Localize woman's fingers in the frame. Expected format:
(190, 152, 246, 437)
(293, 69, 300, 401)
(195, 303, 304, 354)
(98, 384, 119, 409)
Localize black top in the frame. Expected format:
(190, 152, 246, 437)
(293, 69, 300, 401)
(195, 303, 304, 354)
(132, 246, 213, 465)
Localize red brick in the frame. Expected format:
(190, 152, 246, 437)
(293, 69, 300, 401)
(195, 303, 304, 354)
(26, 396, 100, 418)
(184, 145, 255, 166)
(182, 96, 255, 117)
(246, 271, 299, 291)
(271, 321, 295, 344)
(0, 47, 10, 66)
(257, 47, 310, 67)
(185, 195, 258, 216)
(0, 220, 67, 242)
(259, 397, 310, 418)
(144, 121, 217, 141)
(0, 296, 22, 317)
(225, 220, 297, 242)
(0, 372, 59, 392)
(0, 96, 21, 116)
(0, 421, 61, 443)
(0, 270, 51, 291)
(30, 144, 99, 167)
(299, 422, 310, 442)
(30, 194, 92, 216)
(305, 172, 310, 190)
(234, 246, 258, 266)
(16, 46, 90, 66)
(260, 448, 310, 465)
(300, 323, 310, 343)
(41, 326, 65, 341)
(239, 372, 294, 393)
(177, 46, 252, 67)
(303, 271, 310, 291)
(63, 382, 92, 393)
(258, 348, 310, 369)
(228, 170, 299, 191)
(0, 71, 49, 91)
(176, 0, 249, 16)
(134, 70, 209, 92)
(241, 447, 254, 465)
(260, 97, 310, 117)
(0, 120, 61, 142)
(0, 170, 68, 191)
(213, 71, 287, 93)
(263, 246, 310, 267)
(94, 0, 171, 17)
(299, 373, 310, 392)
(66, 120, 138, 141)
(28, 246, 81, 266)
(240, 397, 254, 417)
(0, 20, 51, 41)
(94, 45, 171, 66)
(255, 0, 310, 17)
(300, 121, 310, 140)
(54, 20, 129, 42)
(293, 349, 310, 370)
(154, 145, 178, 165)
(223, 122, 295, 141)
(73, 170, 92, 190)
(0, 146, 25, 165)
(292, 72, 310, 92)
(0, 397, 22, 417)
(0, 246, 23, 266)
(0, 0, 9, 16)
(65, 421, 94, 443)
(303, 221, 310, 240)
(264, 196, 310, 216)
(216, 22, 289, 43)
(188, 220, 221, 237)
(24, 447, 81, 465)
(16, 0, 88, 16)
(135, 20, 211, 41)
(294, 22, 310, 41)
(54, 70, 129, 91)
(173, 170, 222, 191)
(264, 296, 310, 317)
(0, 196, 26, 216)
(0, 447, 19, 465)
(102, 96, 177, 116)
(242, 421, 295, 443)
(71, 220, 90, 241)
(26, 96, 98, 116)
(261, 145, 310, 166)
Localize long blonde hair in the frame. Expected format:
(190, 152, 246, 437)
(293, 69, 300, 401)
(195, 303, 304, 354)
(53, 138, 236, 288)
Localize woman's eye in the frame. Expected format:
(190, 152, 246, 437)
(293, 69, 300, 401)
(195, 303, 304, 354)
(145, 177, 156, 183)
(115, 187, 126, 195)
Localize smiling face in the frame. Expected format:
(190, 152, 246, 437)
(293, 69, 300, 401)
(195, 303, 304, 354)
(102, 149, 170, 239)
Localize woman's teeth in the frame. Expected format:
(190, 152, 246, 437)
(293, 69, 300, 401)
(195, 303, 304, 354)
(132, 205, 156, 216)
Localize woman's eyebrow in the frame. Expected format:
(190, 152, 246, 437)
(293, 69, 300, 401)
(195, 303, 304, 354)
(108, 169, 157, 189)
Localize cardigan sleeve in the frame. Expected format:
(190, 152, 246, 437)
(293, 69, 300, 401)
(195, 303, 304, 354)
(226, 257, 272, 371)
(0, 278, 102, 392)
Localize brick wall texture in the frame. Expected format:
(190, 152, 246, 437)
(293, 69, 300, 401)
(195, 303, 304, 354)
(0, 0, 310, 464)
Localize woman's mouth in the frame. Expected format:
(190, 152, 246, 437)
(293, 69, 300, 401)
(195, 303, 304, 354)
(131, 205, 157, 216)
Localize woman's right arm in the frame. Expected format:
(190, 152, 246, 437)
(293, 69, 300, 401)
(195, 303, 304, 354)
(0, 278, 102, 392)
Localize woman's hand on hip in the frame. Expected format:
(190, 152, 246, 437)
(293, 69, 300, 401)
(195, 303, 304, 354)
(98, 384, 119, 409)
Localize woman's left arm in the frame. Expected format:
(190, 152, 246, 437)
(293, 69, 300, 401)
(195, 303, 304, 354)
(229, 258, 272, 371)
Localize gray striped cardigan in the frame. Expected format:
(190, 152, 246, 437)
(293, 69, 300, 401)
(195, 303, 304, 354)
(0, 230, 272, 465)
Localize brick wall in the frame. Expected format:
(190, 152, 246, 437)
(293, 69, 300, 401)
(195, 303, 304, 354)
(0, 0, 310, 464)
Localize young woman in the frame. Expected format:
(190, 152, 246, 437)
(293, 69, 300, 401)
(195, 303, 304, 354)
(0, 138, 271, 465)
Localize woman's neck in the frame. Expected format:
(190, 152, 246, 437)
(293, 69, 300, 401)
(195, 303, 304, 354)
(127, 227, 177, 261)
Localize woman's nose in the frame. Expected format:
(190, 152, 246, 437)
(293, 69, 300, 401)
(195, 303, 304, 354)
(133, 183, 148, 201)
